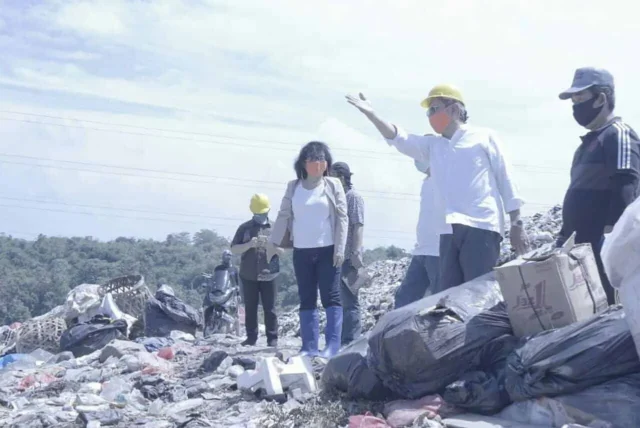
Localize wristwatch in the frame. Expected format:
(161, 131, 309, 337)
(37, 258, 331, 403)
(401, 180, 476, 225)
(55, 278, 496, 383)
(511, 219, 524, 228)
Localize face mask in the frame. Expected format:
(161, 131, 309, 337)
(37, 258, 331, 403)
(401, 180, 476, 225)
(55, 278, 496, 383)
(253, 213, 268, 224)
(572, 96, 603, 127)
(428, 111, 451, 135)
(305, 160, 327, 178)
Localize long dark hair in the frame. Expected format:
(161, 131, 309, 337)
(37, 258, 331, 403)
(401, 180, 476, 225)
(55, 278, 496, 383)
(294, 141, 333, 179)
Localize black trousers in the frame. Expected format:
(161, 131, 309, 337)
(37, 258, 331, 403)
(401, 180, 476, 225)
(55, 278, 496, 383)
(242, 278, 278, 341)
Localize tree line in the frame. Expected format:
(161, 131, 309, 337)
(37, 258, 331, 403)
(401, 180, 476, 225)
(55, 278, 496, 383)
(0, 230, 409, 324)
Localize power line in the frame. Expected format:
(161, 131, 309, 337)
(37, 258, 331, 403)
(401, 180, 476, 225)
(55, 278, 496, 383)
(0, 110, 568, 172)
(0, 154, 555, 207)
(0, 115, 408, 162)
(0, 159, 422, 202)
(0, 195, 415, 235)
(0, 153, 420, 198)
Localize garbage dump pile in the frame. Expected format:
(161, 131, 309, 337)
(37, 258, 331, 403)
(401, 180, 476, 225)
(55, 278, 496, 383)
(0, 275, 322, 427)
(1, 204, 640, 428)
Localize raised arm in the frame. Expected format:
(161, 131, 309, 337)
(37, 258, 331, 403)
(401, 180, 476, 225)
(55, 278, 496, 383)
(346, 93, 436, 164)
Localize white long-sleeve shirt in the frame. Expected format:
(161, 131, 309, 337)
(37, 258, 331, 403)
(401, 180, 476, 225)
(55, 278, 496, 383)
(387, 125, 524, 236)
(414, 176, 450, 256)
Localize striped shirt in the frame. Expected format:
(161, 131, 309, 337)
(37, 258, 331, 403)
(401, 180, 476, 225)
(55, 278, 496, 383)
(559, 117, 640, 245)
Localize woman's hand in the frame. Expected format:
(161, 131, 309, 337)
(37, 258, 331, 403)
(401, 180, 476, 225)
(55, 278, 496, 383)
(333, 253, 344, 268)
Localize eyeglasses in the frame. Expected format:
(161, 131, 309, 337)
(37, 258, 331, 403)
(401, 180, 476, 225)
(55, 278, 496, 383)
(426, 104, 446, 117)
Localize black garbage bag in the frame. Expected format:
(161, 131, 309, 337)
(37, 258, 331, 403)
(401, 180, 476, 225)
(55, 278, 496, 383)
(505, 305, 640, 401)
(367, 272, 513, 399)
(60, 316, 128, 358)
(321, 335, 393, 401)
(444, 334, 522, 414)
(555, 372, 640, 427)
(144, 285, 201, 338)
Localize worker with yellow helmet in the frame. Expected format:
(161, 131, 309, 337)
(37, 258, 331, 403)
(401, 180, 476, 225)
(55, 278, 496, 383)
(230, 193, 282, 347)
(346, 85, 529, 291)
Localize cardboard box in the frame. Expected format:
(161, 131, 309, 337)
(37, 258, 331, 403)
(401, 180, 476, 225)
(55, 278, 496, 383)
(495, 233, 608, 338)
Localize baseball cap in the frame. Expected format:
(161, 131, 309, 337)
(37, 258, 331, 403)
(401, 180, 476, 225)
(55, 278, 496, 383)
(559, 67, 614, 100)
(331, 162, 352, 177)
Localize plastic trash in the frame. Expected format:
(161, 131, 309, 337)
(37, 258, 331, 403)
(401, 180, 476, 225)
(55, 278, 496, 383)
(601, 197, 640, 359)
(348, 412, 391, 428)
(144, 286, 201, 338)
(554, 372, 640, 428)
(321, 335, 392, 400)
(443, 335, 522, 414)
(78, 293, 138, 335)
(157, 347, 174, 360)
(100, 378, 132, 402)
(164, 398, 204, 418)
(60, 317, 128, 358)
(601, 194, 640, 291)
(138, 351, 173, 375)
(384, 395, 453, 428)
(0, 354, 30, 369)
(63, 283, 103, 321)
(505, 305, 640, 401)
(499, 397, 612, 428)
(169, 330, 196, 342)
(136, 337, 175, 352)
(29, 348, 55, 363)
(368, 272, 512, 398)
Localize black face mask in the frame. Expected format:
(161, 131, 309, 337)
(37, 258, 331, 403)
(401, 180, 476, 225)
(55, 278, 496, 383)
(572, 96, 604, 127)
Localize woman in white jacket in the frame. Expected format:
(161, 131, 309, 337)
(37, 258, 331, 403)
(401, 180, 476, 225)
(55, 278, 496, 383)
(269, 141, 348, 358)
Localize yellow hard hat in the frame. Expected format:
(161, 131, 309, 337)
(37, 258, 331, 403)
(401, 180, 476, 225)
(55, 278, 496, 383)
(250, 194, 270, 214)
(421, 84, 465, 108)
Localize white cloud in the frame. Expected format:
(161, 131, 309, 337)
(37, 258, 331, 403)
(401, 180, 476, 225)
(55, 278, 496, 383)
(0, 0, 636, 248)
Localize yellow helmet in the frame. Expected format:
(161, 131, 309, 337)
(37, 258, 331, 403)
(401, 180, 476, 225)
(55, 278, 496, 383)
(421, 84, 465, 108)
(250, 193, 270, 214)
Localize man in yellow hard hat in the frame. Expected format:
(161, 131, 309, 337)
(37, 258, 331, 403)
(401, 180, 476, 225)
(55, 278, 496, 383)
(346, 85, 529, 290)
(230, 193, 282, 347)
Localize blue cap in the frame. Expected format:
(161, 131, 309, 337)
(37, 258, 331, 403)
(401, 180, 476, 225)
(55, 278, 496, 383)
(559, 67, 614, 100)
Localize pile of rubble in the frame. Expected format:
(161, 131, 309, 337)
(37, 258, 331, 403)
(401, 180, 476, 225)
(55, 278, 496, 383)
(1, 205, 596, 428)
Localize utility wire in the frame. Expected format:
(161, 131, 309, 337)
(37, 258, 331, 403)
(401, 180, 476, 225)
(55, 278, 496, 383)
(0, 195, 415, 235)
(0, 111, 568, 172)
(0, 154, 555, 207)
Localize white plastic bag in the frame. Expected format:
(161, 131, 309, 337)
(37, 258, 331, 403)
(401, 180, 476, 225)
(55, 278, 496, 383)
(78, 293, 138, 336)
(601, 197, 640, 290)
(601, 197, 640, 359)
(63, 284, 103, 321)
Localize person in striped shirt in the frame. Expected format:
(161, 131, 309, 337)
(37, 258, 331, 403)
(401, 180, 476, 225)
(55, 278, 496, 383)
(557, 67, 640, 304)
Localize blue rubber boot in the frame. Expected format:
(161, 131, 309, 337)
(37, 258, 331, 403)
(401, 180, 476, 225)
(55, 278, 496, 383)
(319, 306, 343, 359)
(298, 309, 319, 357)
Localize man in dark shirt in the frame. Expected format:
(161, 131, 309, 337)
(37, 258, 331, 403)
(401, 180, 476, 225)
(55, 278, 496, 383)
(231, 194, 282, 347)
(557, 67, 640, 304)
(330, 162, 365, 345)
(213, 250, 239, 284)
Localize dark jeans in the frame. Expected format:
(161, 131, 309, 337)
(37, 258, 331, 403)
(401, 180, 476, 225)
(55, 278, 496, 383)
(440, 225, 502, 290)
(242, 278, 278, 341)
(293, 245, 342, 310)
(340, 259, 361, 344)
(394, 255, 441, 309)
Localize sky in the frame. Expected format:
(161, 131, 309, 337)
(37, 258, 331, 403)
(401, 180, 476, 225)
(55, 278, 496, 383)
(0, 0, 637, 250)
